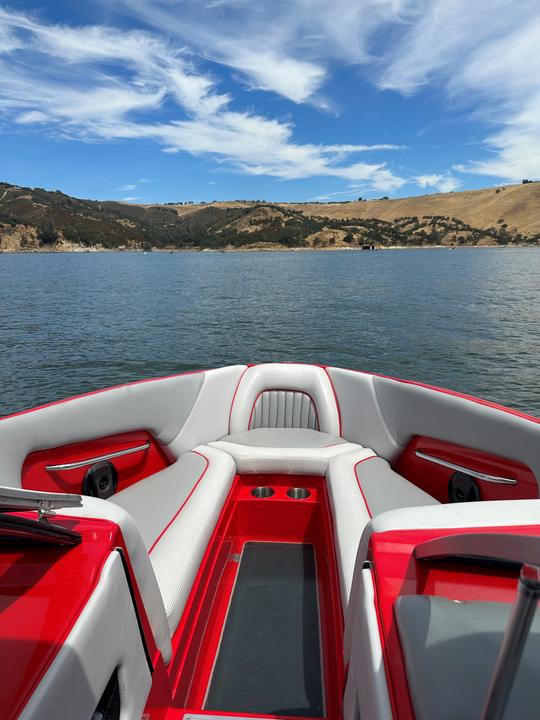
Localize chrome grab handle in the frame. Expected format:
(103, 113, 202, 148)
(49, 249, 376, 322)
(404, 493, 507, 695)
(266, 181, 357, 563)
(481, 564, 540, 720)
(45, 441, 151, 471)
(414, 450, 517, 485)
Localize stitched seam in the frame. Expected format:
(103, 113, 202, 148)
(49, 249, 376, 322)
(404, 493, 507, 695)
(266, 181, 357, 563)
(354, 455, 377, 518)
(149, 450, 209, 554)
(324, 366, 342, 436)
(228, 366, 249, 434)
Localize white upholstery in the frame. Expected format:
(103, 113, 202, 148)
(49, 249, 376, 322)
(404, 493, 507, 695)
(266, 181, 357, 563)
(327, 449, 376, 606)
(327, 367, 401, 461)
(59, 495, 172, 665)
(344, 498, 540, 700)
(358, 498, 540, 563)
(250, 390, 319, 430)
(344, 501, 540, 719)
(211, 429, 359, 474)
(146, 445, 235, 635)
(327, 367, 540, 483)
(168, 365, 247, 455)
(0, 366, 247, 489)
(110, 451, 208, 549)
(49, 445, 236, 659)
(327, 450, 438, 609)
(343, 568, 393, 720)
(229, 364, 340, 435)
(111, 445, 235, 637)
(219, 428, 346, 448)
(20, 553, 152, 720)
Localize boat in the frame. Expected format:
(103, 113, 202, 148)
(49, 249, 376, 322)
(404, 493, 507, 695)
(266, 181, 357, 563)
(1, 362, 540, 720)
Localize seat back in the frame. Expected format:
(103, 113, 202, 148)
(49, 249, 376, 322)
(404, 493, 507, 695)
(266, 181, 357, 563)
(250, 390, 319, 430)
(229, 364, 340, 435)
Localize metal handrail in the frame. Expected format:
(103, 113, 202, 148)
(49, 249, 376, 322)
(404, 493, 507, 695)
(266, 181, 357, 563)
(45, 441, 150, 471)
(481, 564, 540, 719)
(414, 450, 517, 485)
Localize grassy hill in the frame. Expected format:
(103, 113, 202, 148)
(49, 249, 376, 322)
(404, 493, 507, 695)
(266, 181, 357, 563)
(288, 182, 540, 237)
(1, 180, 539, 251)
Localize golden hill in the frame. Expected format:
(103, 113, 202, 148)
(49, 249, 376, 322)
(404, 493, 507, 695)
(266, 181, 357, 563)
(165, 181, 540, 237)
(1, 180, 539, 251)
(288, 182, 540, 236)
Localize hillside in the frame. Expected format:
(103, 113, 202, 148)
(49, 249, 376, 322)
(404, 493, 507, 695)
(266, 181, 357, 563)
(289, 182, 540, 237)
(0, 180, 539, 252)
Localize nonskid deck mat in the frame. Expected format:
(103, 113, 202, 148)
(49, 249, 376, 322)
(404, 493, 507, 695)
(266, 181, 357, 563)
(205, 542, 323, 717)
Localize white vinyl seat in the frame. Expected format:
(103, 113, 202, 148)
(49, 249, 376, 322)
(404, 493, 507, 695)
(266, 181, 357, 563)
(111, 444, 235, 638)
(53, 494, 174, 665)
(211, 363, 361, 473)
(327, 449, 439, 609)
(211, 428, 360, 474)
(217, 428, 345, 449)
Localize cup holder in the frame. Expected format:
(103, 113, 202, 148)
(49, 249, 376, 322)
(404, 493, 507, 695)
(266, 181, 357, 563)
(287, 487, 311, 500)
(251, 486, 275, 499)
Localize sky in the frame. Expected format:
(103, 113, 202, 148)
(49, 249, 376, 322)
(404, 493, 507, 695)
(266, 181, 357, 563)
(0, 0, 539, 203)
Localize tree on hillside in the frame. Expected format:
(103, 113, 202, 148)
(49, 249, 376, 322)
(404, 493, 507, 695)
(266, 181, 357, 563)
(38, 221, 59, 245)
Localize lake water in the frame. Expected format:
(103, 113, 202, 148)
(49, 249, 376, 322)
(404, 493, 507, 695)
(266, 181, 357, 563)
(1, 248, 539, 418)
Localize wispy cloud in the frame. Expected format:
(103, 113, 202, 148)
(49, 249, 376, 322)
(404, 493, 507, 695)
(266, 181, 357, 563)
(118, 183, 137, 191)
(0, 6, 406, 191)
(5, 1, 535, 192)
(415, 173, 461, 193)
(110, 0, 407, 104)
(377, 0, 540, 181)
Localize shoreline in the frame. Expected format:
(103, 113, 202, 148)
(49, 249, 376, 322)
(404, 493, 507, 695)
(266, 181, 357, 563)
(0, 243, 538, 255)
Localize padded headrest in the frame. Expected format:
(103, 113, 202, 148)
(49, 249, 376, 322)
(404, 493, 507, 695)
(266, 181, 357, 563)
(229, 364, 341, 435)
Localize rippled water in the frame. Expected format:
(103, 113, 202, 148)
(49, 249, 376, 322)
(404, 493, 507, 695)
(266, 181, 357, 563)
(1, 248, 539, 418)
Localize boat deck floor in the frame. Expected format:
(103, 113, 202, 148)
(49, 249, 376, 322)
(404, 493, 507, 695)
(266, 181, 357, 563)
(205, 542, 323, 717)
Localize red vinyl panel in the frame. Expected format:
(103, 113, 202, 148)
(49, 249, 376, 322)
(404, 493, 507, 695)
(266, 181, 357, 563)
(21, 430, 171, 495)
(369, 524, 540, 720)
(0, 516, 118, 720)
(155, 474, 345, 720)
(0, 513, 169, 720)
(395, 435, 538, 502)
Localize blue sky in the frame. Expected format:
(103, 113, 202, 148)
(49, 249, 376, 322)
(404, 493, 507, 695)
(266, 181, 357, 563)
(1, 0, 539, 203)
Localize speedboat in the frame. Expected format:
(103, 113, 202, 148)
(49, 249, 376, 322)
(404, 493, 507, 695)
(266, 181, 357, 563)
(1, 362, 539, 720)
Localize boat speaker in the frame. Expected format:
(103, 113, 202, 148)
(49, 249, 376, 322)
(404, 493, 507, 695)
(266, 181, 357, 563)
(448, 471, 480, 503)
(83, 461, 118, 499)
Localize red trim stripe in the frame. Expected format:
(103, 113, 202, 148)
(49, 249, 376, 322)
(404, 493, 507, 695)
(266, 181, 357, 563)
(354, 455, 377, 517)
(149, 450, 210, 554)
(324, 366, 342, 435)
(227, 366, 249, 434)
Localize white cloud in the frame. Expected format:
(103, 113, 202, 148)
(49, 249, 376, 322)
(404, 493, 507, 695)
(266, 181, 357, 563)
(377, 0, 540, 180)
(226, 50, 326, 104)
(118, 183, 137, 191)
(416, 173, 460, 193)
(2, 1, 538, 190)
(0, 7, 406, 191)
(109, 0, 408, 104)
(16, 110, 48, 124)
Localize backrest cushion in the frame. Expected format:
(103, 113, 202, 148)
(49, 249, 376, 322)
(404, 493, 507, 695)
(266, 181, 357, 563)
(250, 390, 319, 430)
(229, 364, 340, 435)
